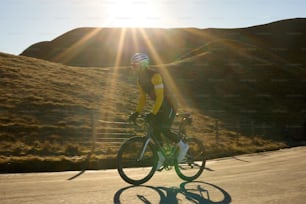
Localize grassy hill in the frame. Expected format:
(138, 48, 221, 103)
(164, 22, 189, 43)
(0, 51, 304, 172)
(21, 18, 306, 68)
(0, 52, 137, 172)
(171, 39, 306, 126)
(1, 18, 306, 172)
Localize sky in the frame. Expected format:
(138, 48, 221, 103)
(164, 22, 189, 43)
(0, 0, 305, 55)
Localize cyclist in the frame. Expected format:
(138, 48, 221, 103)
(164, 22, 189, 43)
(128, 52, 189, 169)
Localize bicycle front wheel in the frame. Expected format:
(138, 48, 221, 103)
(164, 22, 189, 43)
(117, 136, 157, 185)
(175, 137, 206, 181)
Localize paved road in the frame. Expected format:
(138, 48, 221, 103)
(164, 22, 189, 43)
(1, 146, 306, 204)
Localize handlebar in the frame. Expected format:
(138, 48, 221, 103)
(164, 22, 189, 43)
(176, 112, 192, 118)
(129, 112, 192, 128)
(134, 115, 146, 126)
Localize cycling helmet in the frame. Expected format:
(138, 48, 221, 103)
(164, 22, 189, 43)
(130, 53, 149, 70)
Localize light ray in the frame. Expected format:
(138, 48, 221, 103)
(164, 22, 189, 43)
(137, 28, 190, 110)
(52, 28, 102, 65)
(114, 28, 127, 68)
(101, 28, 127, 121)
(131, 28, 140, 53)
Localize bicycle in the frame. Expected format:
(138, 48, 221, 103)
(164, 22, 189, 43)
(117, 113, 206, 185)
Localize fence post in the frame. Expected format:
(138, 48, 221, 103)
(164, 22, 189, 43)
(262, 123, 266, 137)
(236, 120, 240, 142)
(251, 120, 255, 137)
(91, 110, 97, 152)
(215, 120, 219, 145)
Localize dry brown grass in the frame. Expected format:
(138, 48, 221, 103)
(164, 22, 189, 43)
(0, 50, 302, 172)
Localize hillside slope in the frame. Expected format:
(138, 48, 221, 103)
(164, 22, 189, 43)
(21, 27, 208, 67)
(20, 18, 306, 68)
(1, 19, 306, 172)
(3, 34, 306, 142)
(0, 52, 137, 146)
(1, 48, 305, 172)
(164, 39, 306, 131)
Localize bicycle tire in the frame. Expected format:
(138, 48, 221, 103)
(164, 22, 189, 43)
(117, 136, 157, 185)
(175, 137, 206, 181)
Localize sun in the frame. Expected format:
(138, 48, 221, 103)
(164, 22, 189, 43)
(106, 0, 161, 27)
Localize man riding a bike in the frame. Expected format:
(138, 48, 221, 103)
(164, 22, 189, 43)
(129, 52, 189, 169)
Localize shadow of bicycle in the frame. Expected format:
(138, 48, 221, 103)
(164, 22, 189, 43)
(113, 181, 231, 204)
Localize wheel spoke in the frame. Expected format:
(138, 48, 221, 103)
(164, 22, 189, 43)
(117, 137, 157, 185)
(175, 138, 206, 181)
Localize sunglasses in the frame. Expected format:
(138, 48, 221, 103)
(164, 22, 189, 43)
(131, 63, 140, 69)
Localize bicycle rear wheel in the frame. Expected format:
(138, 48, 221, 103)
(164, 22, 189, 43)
(117, 136, 157, 185)
(175, 137, 206, 181)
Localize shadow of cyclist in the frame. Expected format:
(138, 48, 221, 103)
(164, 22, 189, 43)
(113, 181, 231, 204)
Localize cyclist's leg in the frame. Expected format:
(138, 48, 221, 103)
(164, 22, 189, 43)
(151, 119, 162, 142)
(159, 103, 189, 161)
(159, 102, 179, 142)
(150, 117, 166, 169)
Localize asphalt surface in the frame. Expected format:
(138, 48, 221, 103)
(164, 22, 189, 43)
(1, 146, 305, 204)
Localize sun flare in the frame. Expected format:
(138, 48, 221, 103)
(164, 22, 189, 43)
(106, 0, 161, 27)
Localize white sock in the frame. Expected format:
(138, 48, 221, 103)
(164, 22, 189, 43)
(157, 151, 163, 158)
(178, 140, 186, 148)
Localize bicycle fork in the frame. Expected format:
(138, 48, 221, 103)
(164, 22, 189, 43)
(136, 137, 151, 161)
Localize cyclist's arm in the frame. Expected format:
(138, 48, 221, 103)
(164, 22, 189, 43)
(151, 73, 164, 115)
(136, 83, 146, 113)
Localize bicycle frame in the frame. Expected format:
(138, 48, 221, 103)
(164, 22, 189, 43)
(117, 112, 206, 185)
(137, 114, 192, 169)
(137, 124, 166, 162)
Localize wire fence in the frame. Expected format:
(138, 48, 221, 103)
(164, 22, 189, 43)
(92, 113, 306, 148)
(2, 109, 305, 158)
(1, 109, 305, 173)
(203, 119, 305, 143)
